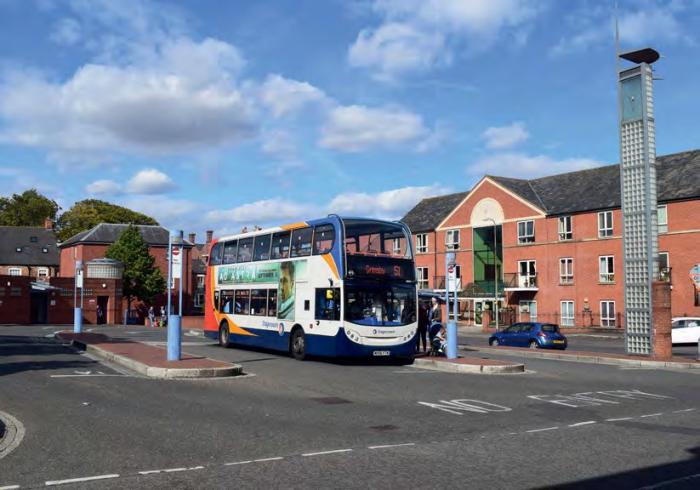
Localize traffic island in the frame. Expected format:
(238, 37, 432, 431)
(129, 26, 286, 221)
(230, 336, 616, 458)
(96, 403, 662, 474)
(55, 331, 243, 379)
(413, 354, 525, 374)
(464, 345, 700, 370)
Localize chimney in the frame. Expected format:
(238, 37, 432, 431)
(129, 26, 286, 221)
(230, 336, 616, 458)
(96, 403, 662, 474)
(206, 230, 213, 243)
(188, 232, 196, 244)
(44, 217, 54, 230)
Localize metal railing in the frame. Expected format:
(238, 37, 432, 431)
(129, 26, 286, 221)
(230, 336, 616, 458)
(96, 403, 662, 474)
(504, 273, 538, 288)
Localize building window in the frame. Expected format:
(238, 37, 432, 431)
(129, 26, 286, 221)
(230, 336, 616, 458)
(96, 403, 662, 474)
(601, 301, 616, 327)
(558, 216, 572, 241)
(416, 267, 429, 290)
(416, 234, 428, 254)
(658, 252, 670, 281)
(392, 238, 401, 255)
(559, 258, 573, 284)
(445, 229, 460, 250)
(560, 301, 575, 327)
(517, 220, 535, 244)
(8, 267, 21, 276)
(518, 260, 536, 287)
(196, 274, 205, 288)
(194, 292, 205, 308)
(37, 267, 49, 279)
(599, 256, 615, 283)
(598, 211, 613, 238)
(657, 205, 668, 233)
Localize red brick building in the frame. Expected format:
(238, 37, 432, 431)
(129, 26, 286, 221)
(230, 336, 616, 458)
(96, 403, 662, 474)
(402, 150, 700, 328)
(59, 223, 195, 319)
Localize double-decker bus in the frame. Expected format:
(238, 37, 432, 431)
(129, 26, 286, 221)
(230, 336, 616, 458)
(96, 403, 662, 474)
(203, 216, 417, 360)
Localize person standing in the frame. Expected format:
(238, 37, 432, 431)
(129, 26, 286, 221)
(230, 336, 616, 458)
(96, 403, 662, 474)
(416, 302, 429, 353)
(148, 306, 155, 328)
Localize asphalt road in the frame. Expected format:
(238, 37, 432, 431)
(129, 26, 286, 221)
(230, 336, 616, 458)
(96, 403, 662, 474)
(1, 325, 699, 489)
(459, 330, 699, 359)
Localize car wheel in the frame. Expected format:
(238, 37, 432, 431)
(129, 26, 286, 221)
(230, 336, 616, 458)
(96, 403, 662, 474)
(291, 328, 306, 361)
(491, 338, 500, 347)
(219, 321, 231, 348)
(529, 340, 538, 350)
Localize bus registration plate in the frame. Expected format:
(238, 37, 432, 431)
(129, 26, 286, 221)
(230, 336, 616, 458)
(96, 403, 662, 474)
(373, 350, 391, 357)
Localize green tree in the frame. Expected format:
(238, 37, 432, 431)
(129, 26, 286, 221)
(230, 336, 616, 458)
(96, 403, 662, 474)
(57, 199, 158, 241)
(106, 225, 166, 312)
(0, 189, 60, 226)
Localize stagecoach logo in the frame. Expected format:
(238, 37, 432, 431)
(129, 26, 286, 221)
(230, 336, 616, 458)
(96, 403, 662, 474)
(278, 322, 285, 336)
(372, 329, 396, 335)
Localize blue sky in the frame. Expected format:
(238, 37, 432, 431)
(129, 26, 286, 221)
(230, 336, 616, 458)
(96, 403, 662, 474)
(0, 0, 698, 239)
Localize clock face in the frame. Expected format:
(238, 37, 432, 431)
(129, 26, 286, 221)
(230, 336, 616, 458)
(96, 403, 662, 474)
(621, 75, 643, 122)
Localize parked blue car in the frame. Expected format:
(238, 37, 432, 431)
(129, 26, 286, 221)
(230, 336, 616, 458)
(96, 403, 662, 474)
(489, 322, 567, 350)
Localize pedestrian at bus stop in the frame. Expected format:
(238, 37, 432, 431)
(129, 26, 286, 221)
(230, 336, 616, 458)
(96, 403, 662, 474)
(428, 296, 442, 343)
(416, 302, 428, 353)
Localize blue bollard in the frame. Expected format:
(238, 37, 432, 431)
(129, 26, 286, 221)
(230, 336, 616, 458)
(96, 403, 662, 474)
(446, 320, 457, 359)
(167, 314, 181, 361)
(74, 307, 82, 334)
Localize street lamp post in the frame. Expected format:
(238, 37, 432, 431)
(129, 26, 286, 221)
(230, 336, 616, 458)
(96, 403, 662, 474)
(483, 218, 499, 331)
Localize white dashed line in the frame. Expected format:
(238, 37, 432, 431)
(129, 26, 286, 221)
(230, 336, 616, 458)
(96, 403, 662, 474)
(606, 417, 633, 422)
(302, 449, 353, 457)
(568, 421, 597, 427)
(639, 413, 663, 418)
(224, 461, 252, 466)
(45, 474, 120, 486)
(0, 485, 20, 490)
(368, 443, 416, 450)
(672, 408, 696, 413)
(139, 466, 203, 475)
(253, 457, 284, 463)
(526, 427, 559, 433)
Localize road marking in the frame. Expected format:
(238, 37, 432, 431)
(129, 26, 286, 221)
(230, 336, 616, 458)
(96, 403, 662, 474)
(0, 485, 20, 489)
(526, 426, 559, 433)
(568, 421, 597, 427)
(635, 472, 700, 489)
(45, 474, 119, 486)
(639, 413, 663, 418)
(672, 408, 695, 413)
(253, 457, 283, 462)
(368, 443, 415, 450)
(528, 389, 671, 408)
(302, 449, 353, 457)
(606, 417, 633, 422)
(418, 399, 512, 415)
(224, 461, 252, 466)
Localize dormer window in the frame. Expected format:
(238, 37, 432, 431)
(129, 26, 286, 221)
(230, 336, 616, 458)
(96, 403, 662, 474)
(30, 236, 38, 243)
(16, 247, 22, 253)
(42, 247, 49, 253)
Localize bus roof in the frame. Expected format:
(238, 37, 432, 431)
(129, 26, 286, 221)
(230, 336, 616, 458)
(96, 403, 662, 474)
(214, 216, 406, 243)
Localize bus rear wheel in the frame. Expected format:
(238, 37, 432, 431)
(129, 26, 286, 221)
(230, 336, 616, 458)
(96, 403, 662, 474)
(290, 328, 306, 361)
(219, 321, 231, 348)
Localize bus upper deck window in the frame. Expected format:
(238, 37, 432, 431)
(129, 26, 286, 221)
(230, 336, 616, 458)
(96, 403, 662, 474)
(313, 225, 335, 255)
(291, 227, 312, 257)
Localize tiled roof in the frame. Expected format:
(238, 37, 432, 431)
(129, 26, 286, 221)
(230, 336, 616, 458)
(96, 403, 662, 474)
(60, 223, 193, 248)
(490, 150, 700, 216)
(0, 226, 59, 266)
(400, 191, 469, 233)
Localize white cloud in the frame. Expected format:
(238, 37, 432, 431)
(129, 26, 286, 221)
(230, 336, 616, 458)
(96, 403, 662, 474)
(0, 37, 256, 155)
(319, 105, 429, 152)
(549, 2, 693, 57)
(469, 152, 603, 178)
(348, 0, 540, 78)
(328, 184, 446, 219)
(85, 179, 123, 195)
(49, 17, 82, 46)
(85, 168, 176, 195)
(126, 168, 176, 194)
(258, 74, 327, 117)
(206, 198, 317, 230)
(348, 23, 447, 80)
(481, 122, 529, 150)
(123, 196, 202, 230)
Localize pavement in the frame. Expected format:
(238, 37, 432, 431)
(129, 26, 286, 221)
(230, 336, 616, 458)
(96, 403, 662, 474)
(413, 353, 525, 373)
(2, 325, 700, 489)
(55, 331, 242, 378)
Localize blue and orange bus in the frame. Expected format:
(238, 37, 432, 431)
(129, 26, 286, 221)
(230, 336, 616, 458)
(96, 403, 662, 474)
(203, 216, 417, 360)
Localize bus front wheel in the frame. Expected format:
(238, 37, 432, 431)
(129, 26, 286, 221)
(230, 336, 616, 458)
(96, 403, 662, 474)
(290, 328, 306, 361)
(219, 322, 231, 348)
